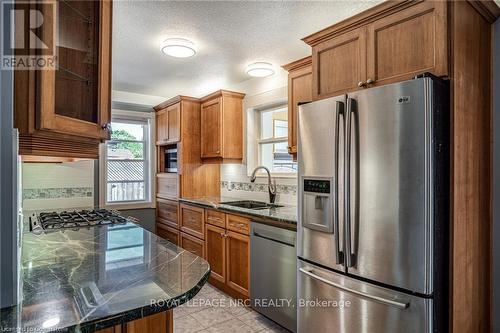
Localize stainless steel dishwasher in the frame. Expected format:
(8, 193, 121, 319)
(250, 221, 297, 332)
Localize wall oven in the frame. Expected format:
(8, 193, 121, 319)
(164, 146, 178, 173)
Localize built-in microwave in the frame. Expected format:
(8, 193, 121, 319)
(164, 147, 178, 173)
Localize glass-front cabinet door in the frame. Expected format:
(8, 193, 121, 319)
(38, 0, 112, 140)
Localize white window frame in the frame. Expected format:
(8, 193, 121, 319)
(99, 109, 155, 210)
(253, 102, 297, 177)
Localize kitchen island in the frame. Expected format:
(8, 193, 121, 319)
(0, 221, 210, 332)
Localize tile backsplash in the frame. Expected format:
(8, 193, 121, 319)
(22, 160, 95, 211)
(220, 164, 297, 206)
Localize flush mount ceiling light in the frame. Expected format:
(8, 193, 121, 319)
(246, 62, 275, 77)
(161, 38, 196, 58)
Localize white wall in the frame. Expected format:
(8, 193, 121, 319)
(112, 90, 166, 106)
(22, 161, 95, 211)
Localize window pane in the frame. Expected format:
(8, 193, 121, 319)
(107, 141, 144, 160)
(260, 142, 297, 173)
(260, 107, 288, 140)
(111, 121, 145, 141)
(107, 182, 145, 202)
(107, 160, 144, 182)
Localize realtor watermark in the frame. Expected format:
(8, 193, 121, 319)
(150, 297, 351, 309)
(1, 0, 57, 70)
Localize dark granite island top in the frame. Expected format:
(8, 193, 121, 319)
(0, 222, 210, 332)
(179, 196, 297, 228)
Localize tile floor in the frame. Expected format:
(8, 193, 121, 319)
(173, 284, 291, 333)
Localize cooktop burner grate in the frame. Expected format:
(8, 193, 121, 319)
(37, 209, 128, 230)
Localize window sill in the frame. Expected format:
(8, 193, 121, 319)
(102, 201, 154, 211)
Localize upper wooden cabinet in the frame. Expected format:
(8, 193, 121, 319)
(303, 0, 448, 99)
(15, 0, 113, 159)
(365, 0, 448, 87)
(154, 99, 183, 145)
(200, 90, 245, 163)
(312, 27, 367, 100)
(282, 56, 312, 156)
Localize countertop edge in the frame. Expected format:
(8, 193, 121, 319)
(79, 270, 210, 333)
(178, 198, 297, 230)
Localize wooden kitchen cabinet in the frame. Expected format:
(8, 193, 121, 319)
(226, 214, 250, 235)
(15, 0, 112, 159)
(282, 56, 312, 156)
(200, 90, 246, 163)
(311, 27, 367, 100)
(155, 103, 180, 145)
(156, 223, 180, 246)
(179, 204, 205, 240)
(94, 310, 173, 333)
(156, 108, 169, 144)
(365, 0, 448, 87)
(156, 198, 179, 228)
(226, 230, 250, 297)
(180, 232, 205, 258)
(204, 224, 226, 284)
(304, 0, 447, 98)
(157, 174, 179, 200)
(205, 209, 226, 228)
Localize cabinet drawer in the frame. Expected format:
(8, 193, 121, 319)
(226, 214, 250, 235)
(205, 209, 226, 228)
(157, 198, 178, 227)
(180, 232, 205, 258)
(156, 223, 180, 246)
(157, 175, 178, 199)
(180, 204, 205, 239)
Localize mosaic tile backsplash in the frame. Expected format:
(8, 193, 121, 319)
(220, 181, 297, 195)
(23, 187, 94, 200)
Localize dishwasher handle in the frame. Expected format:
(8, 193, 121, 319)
(252, 226, 295, 247)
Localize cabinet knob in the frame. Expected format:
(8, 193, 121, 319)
(216, 150, 220, 154)
(357, 81, 366, 88)
(366, 78, 375, 85)
(102, 123, 112, 132)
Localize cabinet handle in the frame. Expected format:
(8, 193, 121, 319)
(220, 232, 225, 238)
(216, 150, 221, 154)
(357, 81, 365, 88)
(366, 78, 375, 85)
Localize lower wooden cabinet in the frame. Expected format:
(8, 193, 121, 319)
(180, 231, 205, 258)
(204, 209, 250, 298)
(156, 223, 180, 246)
(157, 198, 179, 228)
(180, 204, 205, 239)
(204, 224, 226, 284)
(225, 230, 250, 297)
(94, 310, 173, 333)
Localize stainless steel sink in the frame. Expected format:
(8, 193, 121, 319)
(220, 200, 283, 210)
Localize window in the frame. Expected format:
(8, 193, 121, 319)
(100, 110, 154, 208)
(258, 106, 297, 173)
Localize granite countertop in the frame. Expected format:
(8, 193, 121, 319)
(179, 196, 297, 226)
(1, 222, 210, 333)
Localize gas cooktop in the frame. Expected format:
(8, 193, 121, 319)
(30, 209, 129, 232)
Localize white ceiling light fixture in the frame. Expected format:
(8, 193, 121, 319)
(161, 38, 196, 58)
(246, 62, 275, 78)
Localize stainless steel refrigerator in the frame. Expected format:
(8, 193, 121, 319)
(297, 75, 448, 333)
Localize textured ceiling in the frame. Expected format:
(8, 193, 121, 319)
(112, 0, 385, 99)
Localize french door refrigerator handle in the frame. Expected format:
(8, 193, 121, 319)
(334, 101, 344, 265)
(299, 267, 410, 310)
(344, 98, 356, 267)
